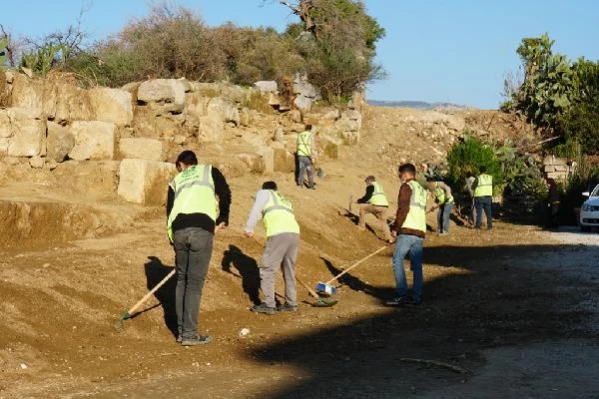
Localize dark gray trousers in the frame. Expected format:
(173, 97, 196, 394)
(173, 227, 213, 338)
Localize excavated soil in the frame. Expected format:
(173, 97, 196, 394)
(1, 107, 598, 398)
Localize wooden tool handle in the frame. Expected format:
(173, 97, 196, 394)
(324, 245, 389, 285)
(297, 277, 320, 299)
(127, 269, 176, 315)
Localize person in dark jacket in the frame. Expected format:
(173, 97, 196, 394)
(386, 163, 427, 307)
(166, 150, 231, 346)
(546, 178, 560, 229)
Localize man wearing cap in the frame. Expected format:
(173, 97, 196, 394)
(355, 176, 394, 243)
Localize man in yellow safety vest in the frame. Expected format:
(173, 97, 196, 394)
(472, 166, 493, 230)
(426, 178, 454, 236)
(387, 163, 427, 307)
(166, 150, 231, 345)
(296, 124, 316, 189)
(355, 175, 394, 243)
(245, 181, 300, 315)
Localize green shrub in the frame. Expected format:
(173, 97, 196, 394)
(447, 134, 502, 194)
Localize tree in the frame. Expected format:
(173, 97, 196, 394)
(274, 0, 386, 100)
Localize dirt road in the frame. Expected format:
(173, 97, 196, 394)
(2, 218, 597, 398)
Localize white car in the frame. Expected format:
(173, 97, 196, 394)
(580, 184, 599, 232)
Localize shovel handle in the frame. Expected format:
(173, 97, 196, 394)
(324, 245, 389, 285)
(297, 277, 321, 299)
(126, 269, 176, 315)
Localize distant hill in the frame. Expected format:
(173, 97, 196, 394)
(368, 100, 470, 110)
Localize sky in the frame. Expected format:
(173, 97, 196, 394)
(2, 0, 599, 109)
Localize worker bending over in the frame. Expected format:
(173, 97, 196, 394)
(167, 150, 231, 346)
(245, 181, 300, 315)
(426, 178, 454, 236)
(355, 175, 394, 243)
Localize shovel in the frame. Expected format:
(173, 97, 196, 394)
(316, 245, 389, 296)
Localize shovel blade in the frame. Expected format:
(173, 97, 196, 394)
(316, 282, 336, 296)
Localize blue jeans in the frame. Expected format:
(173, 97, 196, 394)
(392, 234, 424, 301)
(474, 196, 493, 229)
(297, 156, 314, 188)
(437, 202, 453, 233)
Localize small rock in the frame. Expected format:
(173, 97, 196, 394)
(20, 363, 28, 370)
(239, 328, 250, 337)
(29, 156, 45, 169)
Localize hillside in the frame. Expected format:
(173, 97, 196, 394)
(0, 73, 597, 398)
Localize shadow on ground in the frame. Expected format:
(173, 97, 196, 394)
(222, 245, 261, 305)
(252, 243, 598, 398)
(144, 256, 177, 337)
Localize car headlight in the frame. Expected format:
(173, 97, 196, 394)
(582, 204, 591, 211)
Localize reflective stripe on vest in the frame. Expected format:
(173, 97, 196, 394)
(262, 190, 300, 237)
(369, 181, 389, 207)
(297, 132, 312, 157)
(167, 164, 217, 241)
(401, 180, 427, 233)
(474, 174, 493, 197)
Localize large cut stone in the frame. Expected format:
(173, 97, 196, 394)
(254, 81, 278, 93)
(118, 138, 163, 161)
(137, 79, 188, 105)
(117, 159, 177, 205)
(89, 88, 134, 126)
(68, 121, 116, 161)
(47, 121, 75, 163)
(1, 108, 46, 157)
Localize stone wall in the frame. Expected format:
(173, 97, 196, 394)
(0, 72, 365, 205)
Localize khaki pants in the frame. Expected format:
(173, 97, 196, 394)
(260, 233, 299, 308)
(358, 204, 393, 241)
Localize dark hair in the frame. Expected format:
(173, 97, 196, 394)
(305, 124, 313, 131)
(398, 163, 416, 175)
(365, 175, 376, 183)
(176, 150, 198, 167)
(262, 181, 278, 191)
(479, 166, 487, 174)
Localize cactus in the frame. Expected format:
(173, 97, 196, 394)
(20, 43, 65, 76)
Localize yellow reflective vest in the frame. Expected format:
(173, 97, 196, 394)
(402, 180, 427, 233)
(434, 183, 454, 204)
(167, 164, 217, 241)
(369, 182, 389, 207)
(474, 174, 493, 197)
(262, 190, 300, 237)
(297, 131, 313, 157)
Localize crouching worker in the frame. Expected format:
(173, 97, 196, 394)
(356, 175, 394, 243)
(167, 150, 231, 346)
(245, 181, 300, 315)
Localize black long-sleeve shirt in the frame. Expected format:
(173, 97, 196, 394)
(166, 166, 232, 234)
(357, 185, 374, 204)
